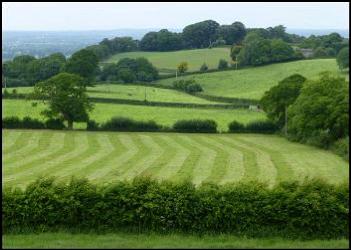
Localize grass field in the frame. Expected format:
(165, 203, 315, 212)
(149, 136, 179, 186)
(103, 47, 232, 73)
(3, 84, 220, 104)
(157, 59, 344, 99)
(3, 130, 348, 188)
(3, 233, 348, 249)
(2, 99, 265, 131)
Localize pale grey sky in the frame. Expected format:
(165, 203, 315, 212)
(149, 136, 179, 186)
(2, 2, 349, 31)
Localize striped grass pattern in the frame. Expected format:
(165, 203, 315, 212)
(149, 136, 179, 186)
(2, 130, 349, 187)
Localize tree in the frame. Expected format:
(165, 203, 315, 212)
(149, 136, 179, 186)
(218, 22, 246, 45)
(260, 74, 306, 128)
(140, 29, 183, 51)
(177, 62, 188, 74)
(182, 20, 220, 48)
(288, 72, 349, 146)
(270, 39, 295, 62)
(218, 59, 228, 70)
(65, 49, 98, 83)
(230, 45, 242, 61)
(337, 47, 349, 70)
(33, 73, 93, 129)
(200, 63, 208, 72)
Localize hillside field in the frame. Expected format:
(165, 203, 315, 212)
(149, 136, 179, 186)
(2, 99, 265, 131)
(102, 47, 232, 73)
(3, 130, 348, 188)
(157, 59, 344, 99)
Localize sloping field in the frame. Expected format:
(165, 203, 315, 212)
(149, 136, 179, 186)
(3, 99, 265, 131)
(157, 59, 344, 99)
(3, 130, 348, 187)
(103, 47, 231, 73)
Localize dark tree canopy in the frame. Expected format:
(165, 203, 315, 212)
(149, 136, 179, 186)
(33, 73, 93, 129)
(218, 22, 246, 45)
(182, 20, 220, 48)
(140, 29, 183, 51)
(337, 47, 349, 70)
(64, 49, 98, 83)
(261, 74, 306, 128)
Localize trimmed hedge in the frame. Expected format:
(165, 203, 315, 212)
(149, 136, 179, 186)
(2, 177, 348, 239)
(228, 120, 278, 134)
(2, 116, 65, 130)
(100, 117, 162, 132)
(173, 119, 217, 133)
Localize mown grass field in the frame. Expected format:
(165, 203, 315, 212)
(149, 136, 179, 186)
(103, 47, 232, 73)
(3, 130, 348, 188)
(3, 233, 349, 249)
(157, 59, 344, 99)
(2, 99, 265, 131)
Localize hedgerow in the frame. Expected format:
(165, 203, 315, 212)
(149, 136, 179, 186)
(2, 116, 65, 130)
(173, 119, 218, 133)
(2, 177, 348, 239)
(228, 120, 278, 134)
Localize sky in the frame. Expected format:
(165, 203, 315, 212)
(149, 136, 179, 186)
(2, 2, 349, 31)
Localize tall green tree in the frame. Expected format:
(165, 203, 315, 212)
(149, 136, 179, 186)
(33, 73, 93, 129)
(65, 49, 98, 83)
(182, 20, 220, 48)
(337, 47, 349, 70)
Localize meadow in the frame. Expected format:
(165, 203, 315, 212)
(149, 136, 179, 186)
(3, 130, 348, 188)
(2, 99, 265, 131)
(156, 59, 344, 99)
(3, 233, 349, 249)
(103, 47, 232, 73)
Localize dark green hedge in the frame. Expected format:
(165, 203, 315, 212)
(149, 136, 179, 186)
(2, 177, 348, 239)
(173, 119, 218, 133)
(2, 116, 65, 130)
(228, 120, 278, 134)
(99, 117, 162, 132)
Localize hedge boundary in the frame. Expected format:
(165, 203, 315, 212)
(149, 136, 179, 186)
(3, 177, 348, 239)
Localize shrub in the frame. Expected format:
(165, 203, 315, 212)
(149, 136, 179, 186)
(22, 116, 46, 129)
(3, 177, 349, 239)
(218, 59, 228, 70)
(331, 136, 349, 161)
(87, 120, 100, 131)
(200, 63, 208, 72)
(228, 120, 245, 132)
(45, 118, 65, 130)
(245, 120, 278, 133)
(101, 117, 161, 132)
(172, 79, 203, 94)
(173, 119, 217, 133)
(2, 116, 23, 129)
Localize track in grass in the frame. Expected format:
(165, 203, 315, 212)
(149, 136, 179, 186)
(3, 130, 348, 187)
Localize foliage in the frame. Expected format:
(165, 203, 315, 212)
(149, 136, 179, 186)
(3, 177, 349, 239)
(100, 57, 158, 83)
(33, 73, 93, 129)
(45, 118, 66, 130)
(245, 120, 279, 134)
(228, 120, 245, 132)
(337, 47, 349, 70)
(288, 72, 349, 147)
(86, 119, 100, 131)
(172, 79, 203, 93)
(218, 59, 228, 70)
(177, 62, 188, 74)
(331, 137, 349, 161)
(230, 45, 242, 61)
(64, 49, 98, 82)
(182, 20, 220, 48)
(101, 117, 161, 132)
(218, 22, 246, 45)
(172, 119, 217, 133)
(2, 116, 65, 130)
(140, 29, 183, 51)
(200, 63, 208, 72)
(260, 74, 306, 128)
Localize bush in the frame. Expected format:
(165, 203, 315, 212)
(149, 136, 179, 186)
(172, 79, 203, 94)
(173, 119, 217, 133)
(200, 63, 208, 72)
(22, 116, 46, 129)
(45, 118, 65, 130)
(245, 120, 278, 133)
(87, 120, 100, 131)
(101, 117, 161, 132)
(331, 137, 349, 161)
(3, 177, 349, 239)
(218, 59, 228, 70)
(228, 120, 245, 132)
(2, 116, 23, 129)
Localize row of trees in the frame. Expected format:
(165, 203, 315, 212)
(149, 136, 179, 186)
(261, 72, 349, 158)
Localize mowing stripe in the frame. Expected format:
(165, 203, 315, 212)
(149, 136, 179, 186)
(2, 131, 23, 150)
(218, 136, 276, 187)
(153, 135, 191, 181)
(96, 134, 140, 181)
(121, 134, 164, 180)
(2, 132, 35, 161)
(57, 133, 115, 179)
(3, 132, 42, 164)
(3, 132, 61, 173)
(136, 134, 177, 179)
(4, 133, 89, 185)
(181, 135, 217, 186)
(170, 135, 202, 183)
(234, 136, 294, 183)
(200, 136, 245, 184)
